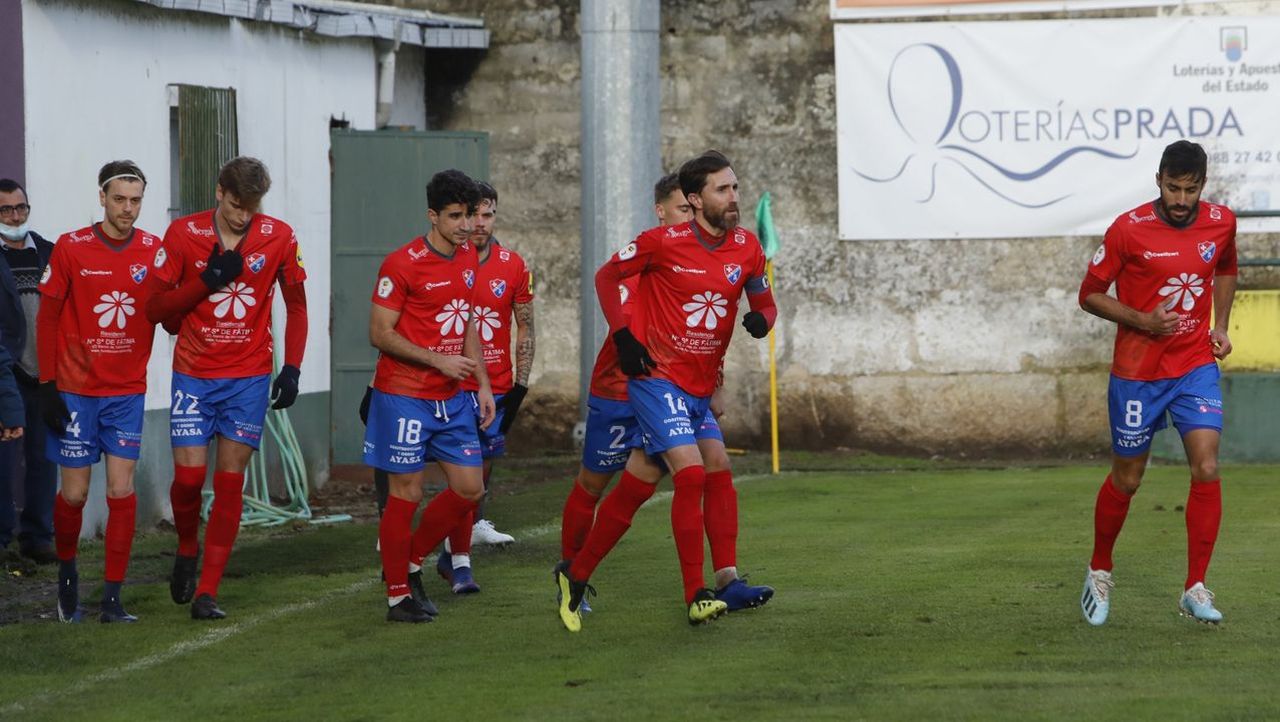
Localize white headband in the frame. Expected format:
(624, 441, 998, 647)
(100, 173, 144, 190)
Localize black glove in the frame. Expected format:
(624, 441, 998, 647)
(270, 365, 301, 410)
(200, 246, 244, 291)
(497, 383, 528, 434)
(359, 385, 373, 426)
(39, 381, 70, 435)
(742, 311, 770, 339)
(613, 328, 658, 377)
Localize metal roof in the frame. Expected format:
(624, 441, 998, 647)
(129, 0, 489, 48)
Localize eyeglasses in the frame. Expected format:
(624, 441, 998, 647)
(0, 204, 30, 218)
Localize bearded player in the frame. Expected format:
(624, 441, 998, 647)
(556, 151, 777, 630)
(146, 156, 308, 620)
(1078, 140, 1237, 626)
(39, 161, 162, 623)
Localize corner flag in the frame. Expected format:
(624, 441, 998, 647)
(755, 192, 780, 260)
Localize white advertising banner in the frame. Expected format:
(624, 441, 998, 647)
(836, 17, 1280, 239)
(830, 0, 1183, 21)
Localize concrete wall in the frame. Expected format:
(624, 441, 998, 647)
(405, 0, 1280, 457)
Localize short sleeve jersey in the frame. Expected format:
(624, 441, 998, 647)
(155, 211, 307, 379)
(39, 224, 164, 395)
(1086, 200, 1238, 381)
(604, 221, 769, 398)
(462, 240, 534, 395)
(588, 276, 639, 401)
(372, 236, 480, 401)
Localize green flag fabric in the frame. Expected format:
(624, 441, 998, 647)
(755, 192, 780, 260)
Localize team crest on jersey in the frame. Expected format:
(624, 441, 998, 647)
(490, 279, 507, 298)
(1198, 241, 1217, 263)
(463, 269, 475, 288)
(130, 264, 148, 284)
(247, 252, 267, 274)
(154, 247, 168, 268)
(724, 263, 742, 284)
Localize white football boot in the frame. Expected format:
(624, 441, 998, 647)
(472, 518, 515, 546)
(1179, 582, 1223, 624)
(1080, 568, 1113, 626)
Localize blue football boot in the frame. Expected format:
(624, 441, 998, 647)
(714, 577, 775, 612)
(450, 565, 481, 595)
(1179, 582, 1223, 624)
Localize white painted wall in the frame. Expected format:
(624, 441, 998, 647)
(22, 0, 379, 409)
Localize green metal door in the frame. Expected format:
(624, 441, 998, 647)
(330, 130, 489, 464)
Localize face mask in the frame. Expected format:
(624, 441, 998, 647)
(0, 222, 28, 242)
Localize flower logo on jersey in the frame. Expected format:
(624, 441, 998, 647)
(247, 252, 266, 274)
(473, 305, 502, 341)
(683, 291, 729, 330)
(130, 264, 148, 284)
(724, 264, 742, 284)
(93, 291, 136, 330)
(1158, 273, 1205, 312)
(436, 298, 471, 336)
(1198, 241, 1217, 264)
(463, 270, 475, 289)
(489, 279, 507, 298)
(210, 281, 257, 320)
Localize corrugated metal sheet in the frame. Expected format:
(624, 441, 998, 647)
(129, 0, 489, 48)
(177, 85, 238, 217)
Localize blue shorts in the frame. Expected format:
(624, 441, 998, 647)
(170, 372, 271, 449)
(363, 390, 482, 472)
(46, 392, 144, 467)
(628, 378, 718, 457)
(1108, 363, 1224, 456)
(581, 394, 642, 473)
(468, 391, 506, 459)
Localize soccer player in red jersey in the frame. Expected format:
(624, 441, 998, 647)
(433, 181, 534, 593)
(38, 161, 162, 623)
(146, 157, 308, 620)
(556, 152, 778, 629)
(365, 169, 496, 623)
(1077, 140, 1237, 626)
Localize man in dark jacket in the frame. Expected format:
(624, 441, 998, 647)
(0, 342, 23, 441)
(0, 178, 57, 563)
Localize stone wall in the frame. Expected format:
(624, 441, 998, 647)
(380, 0, 1280, 456)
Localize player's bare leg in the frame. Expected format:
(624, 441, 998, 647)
(1179, 429, 1224, 623)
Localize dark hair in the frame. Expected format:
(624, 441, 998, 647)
(98, 160, 147, 193)
(678, 150, 732, 198)
(0, 178, 26, 198)
(218, 156, 272, 206)
(1158, 140, 1208, 182)
(426, 169, 481, 213)
(476, 181, 498, 206)
(653, 173, 682, 204)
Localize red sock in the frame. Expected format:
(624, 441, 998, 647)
(1090, 474, 1133, 572)
(703, 469, 738, 572)
(381, 495, 417, 598)
(1185, 479, 1222, 589)
(560, 481, 602, 561)
(170, 464, 206, 556)
(53, 494, 83, 562)
(569, 471, 655, 581)
(104, 494, 137, 583)
(670, 465, 708, 604)
(409, 488, 477, 566)
(449, 509, 475, 557)
(195, 470, 244, 599)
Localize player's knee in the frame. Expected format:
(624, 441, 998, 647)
(1111, 473, 1142, 495)
(456, 484, 486, 503)
(1190, 458, 1219, 481)
(702, 449, 732, 473)
(576, 471, 609, 496)
(60, 487, 89, 507)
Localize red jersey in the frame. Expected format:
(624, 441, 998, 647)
(605, 221, 768, 398)
(1087, 200, 1237, 381)
(587, 276, 639, 401)
(372, 236, 480, 401)
(39, 224, 163, 396)
(155, 211, 307, 379)
(462, 240, 533, 395)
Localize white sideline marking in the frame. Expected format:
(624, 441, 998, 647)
(1, 578, 373, 716)
(4, 470, 772, 713)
